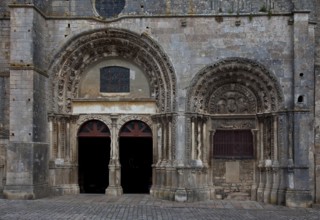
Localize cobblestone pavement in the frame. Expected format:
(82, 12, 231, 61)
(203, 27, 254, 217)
(0, 194, 319, 220)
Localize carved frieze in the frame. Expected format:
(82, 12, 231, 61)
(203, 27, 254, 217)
(212, 119, 256, 130)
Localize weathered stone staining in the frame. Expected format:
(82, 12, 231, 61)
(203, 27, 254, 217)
(0, 0, 319, 209)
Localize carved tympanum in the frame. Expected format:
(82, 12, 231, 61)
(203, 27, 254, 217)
(209, 84, 256, 114)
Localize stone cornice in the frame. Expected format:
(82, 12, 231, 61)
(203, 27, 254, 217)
(10, 64, 48, 77)
(0, 71, 10, 77)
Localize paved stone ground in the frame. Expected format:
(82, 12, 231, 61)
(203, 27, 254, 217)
(0, 194, 319, 220)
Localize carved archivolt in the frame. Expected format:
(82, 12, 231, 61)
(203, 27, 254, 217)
(48, 28, 176, 114)
(187, 58, 284, 114)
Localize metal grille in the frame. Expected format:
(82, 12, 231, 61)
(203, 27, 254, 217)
(78, 120, 110, 138)
(119, 120, 152, 138)
(100, 66, 130, 93)
(213, 130, 253, 159)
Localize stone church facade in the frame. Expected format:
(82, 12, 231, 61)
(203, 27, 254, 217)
(0, 0, 319, 208)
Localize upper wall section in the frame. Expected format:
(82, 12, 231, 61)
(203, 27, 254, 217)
(1, 1, 316, 20)
(6, 0, 51, 14)
(48, 0, 294, 17)
(0, 0, 9, 17)
(0, 20, 10, 74)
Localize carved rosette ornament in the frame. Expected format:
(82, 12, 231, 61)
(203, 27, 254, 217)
(187, 58, 284, 114)
(49, 29, 176, 114)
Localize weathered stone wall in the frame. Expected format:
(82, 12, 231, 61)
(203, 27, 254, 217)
(0, 0, 319, 206)
(0, 4, 10, 195)
(0, 77, 9, 194)
(212, 160, 253, 199)
(0, 19, 10, 74)
(33, 7, 48, 71)
(4, 6, 49, 199)
(45, 16, 293, 111)
(0, 0, 9, 17)
(46, 0, 294, 17)
(314, 0, 320, 203)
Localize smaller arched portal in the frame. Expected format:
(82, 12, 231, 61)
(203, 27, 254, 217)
(77, 120, 111, 194)
(119, 120, 153, 193)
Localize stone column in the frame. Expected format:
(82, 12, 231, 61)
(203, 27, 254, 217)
(271, 115, 280, 204)
(202, 116, 209, 167)
(195, 116, 203, 167)
(251, 129, 258, 201)
(277, 113, 288, 205)
(106, 115, 122, 196)
(150, 116, 159, 196)
(4, 5, 49, 199)
(174, 114, 187, 202)
(263, 160, 272, 203)
(191, 116, 196, 160)
(257, 118, 265, 202)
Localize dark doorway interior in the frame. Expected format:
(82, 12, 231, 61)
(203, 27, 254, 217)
(78, 137, 110, 193)
(120, 138, 152, 193)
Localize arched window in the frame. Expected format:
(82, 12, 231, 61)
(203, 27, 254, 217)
(100, 66, 130, 93)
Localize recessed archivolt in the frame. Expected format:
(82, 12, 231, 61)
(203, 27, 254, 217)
(187, 58, 284, 113)
(48, 28, 176, 114)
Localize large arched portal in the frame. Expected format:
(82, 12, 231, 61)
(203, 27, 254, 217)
(47, 28, 176, 199)
(186, 58, 285, 203)
(119, 120, 152, 193)
(78, 120, 111, 194)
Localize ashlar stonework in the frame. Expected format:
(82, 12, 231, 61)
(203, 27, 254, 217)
(0, 0, 319, 208)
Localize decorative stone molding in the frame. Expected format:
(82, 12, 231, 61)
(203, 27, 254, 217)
(187, 58, 284, 114)
(211, 118, 256, 130)
(48, 28, 176, 114)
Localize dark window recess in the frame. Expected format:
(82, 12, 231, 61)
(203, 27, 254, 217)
(100, 66, 130, 93)
(213, 130, 254, 159)
(95, 0, 125, 18)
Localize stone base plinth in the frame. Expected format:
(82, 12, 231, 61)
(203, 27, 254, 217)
(105, 186, 123, 196)
(51, 184, 80, 196)
(285, 190, 312, 208)
(3, 184, 49, 200)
